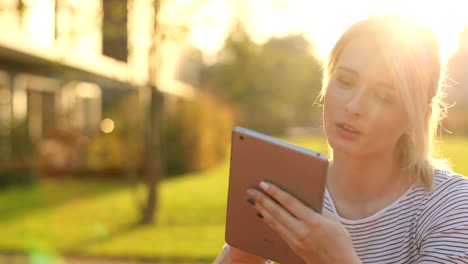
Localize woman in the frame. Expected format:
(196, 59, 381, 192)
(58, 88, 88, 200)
(214, 15, 468, 263)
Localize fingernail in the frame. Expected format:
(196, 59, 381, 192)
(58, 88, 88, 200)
(256, 213, 264, 219)
(247, 198, 255, 205)
(259, 181, 269, 191)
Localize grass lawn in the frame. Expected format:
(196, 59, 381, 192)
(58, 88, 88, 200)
(0, 136, 466, 263)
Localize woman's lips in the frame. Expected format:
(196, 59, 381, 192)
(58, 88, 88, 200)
(335, 122, 362, 139)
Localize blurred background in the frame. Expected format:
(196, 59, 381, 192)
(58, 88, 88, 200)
(0, 0, 467, 263)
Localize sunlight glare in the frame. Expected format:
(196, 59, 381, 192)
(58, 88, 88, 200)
(186, 0, 234, 57)
(369, 0, 468, 61)
(183, 0, 468, 62)
(26, 0, 55, 48)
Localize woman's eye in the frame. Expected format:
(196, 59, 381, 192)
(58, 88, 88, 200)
(375, 91, 395, 104)
(336, 77, 354, 87)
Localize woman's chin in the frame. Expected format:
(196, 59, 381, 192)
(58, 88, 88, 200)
(328, 138, 365, 157)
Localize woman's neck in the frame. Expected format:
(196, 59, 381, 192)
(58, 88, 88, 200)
(326, 151, 411, 220)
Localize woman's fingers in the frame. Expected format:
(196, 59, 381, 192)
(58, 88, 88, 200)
(246, 181, 327, 251)
(246, 182, 358, 263)
(247, 189, 301, 246)
(246, 188, 297, 225)
(258, 181, 320, 223)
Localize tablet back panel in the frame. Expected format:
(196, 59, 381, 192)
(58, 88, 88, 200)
(225, 127, 328, 264)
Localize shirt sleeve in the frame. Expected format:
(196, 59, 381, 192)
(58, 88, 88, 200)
(417, 177, 468, 263)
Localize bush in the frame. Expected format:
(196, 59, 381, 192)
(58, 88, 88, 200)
(0, 120, 38, 188)
(84, 90, 144, 175)
(36, 128, 88, 175)
(0, 159, 37, 188)
(162, 94, 234, 176)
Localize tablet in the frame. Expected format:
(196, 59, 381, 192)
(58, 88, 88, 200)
(225, 126, 328, 264)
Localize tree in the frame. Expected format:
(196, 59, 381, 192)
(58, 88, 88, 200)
(445, 25, 468, 135)
(201, 24, 323, 134)
(139, 0, 204, 224)
(139, 0, 163, 225)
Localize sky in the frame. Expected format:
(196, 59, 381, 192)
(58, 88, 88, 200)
(165, 0, 468, 62)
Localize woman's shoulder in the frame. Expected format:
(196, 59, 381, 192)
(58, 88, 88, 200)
(432, 169, 468, 194)
(420, 169, 468, 214)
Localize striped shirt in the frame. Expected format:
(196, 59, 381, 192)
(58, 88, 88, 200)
(323, 170, 468, 263)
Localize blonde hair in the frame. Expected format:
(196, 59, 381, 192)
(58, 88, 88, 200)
(321, 15, 450, 189)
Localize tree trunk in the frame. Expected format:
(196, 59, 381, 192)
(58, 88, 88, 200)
(139, 0, 164, 225)
(140, 87, 164, 224)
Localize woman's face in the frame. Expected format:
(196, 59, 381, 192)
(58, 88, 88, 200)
(323, 37, 408, 158)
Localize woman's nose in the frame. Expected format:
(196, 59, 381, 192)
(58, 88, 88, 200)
(345, 91, 366, 117)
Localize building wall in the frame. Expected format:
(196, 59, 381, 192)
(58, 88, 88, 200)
(0, 0, 155, 86)
(0, 0, 157, 173)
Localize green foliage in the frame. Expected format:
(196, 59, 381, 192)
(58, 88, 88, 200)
(11, 119, 34, 157)
(86, 133, 127, 171)
(202, 24, 323, 134)
(162, 93, 235, 176)
(1, 120, 37, 188)
(0, 166, 37, 189)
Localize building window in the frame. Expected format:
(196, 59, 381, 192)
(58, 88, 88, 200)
(102, 0, 128, 62)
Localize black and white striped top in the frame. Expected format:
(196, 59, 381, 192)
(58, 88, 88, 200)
(323, 170, 468, 263)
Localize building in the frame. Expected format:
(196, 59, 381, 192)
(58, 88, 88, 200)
(0, 0, 162, 178)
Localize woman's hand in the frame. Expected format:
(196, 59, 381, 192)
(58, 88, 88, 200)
(246, 181, 361, 264)
(213, 244, 268, 264)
